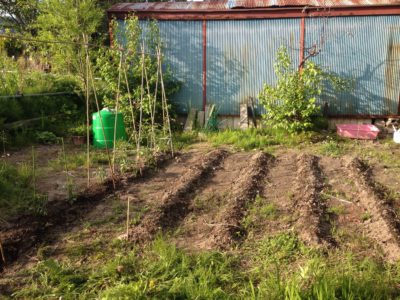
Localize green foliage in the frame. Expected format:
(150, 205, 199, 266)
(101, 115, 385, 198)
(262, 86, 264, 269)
(35, 131, 58, 145)
(35, 0, 102, 77)
(96, 16, 180, 143)
(0, 0, 39, 33)
(319, 136, 344, 157)
(0, 161, 47, 220)
(259, 46, 351, 133)
(205, 128, 321, 151)
(16, 233, 400, 299)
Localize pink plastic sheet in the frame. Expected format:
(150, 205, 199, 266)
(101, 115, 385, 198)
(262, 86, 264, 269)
(336, 124, 380, 140)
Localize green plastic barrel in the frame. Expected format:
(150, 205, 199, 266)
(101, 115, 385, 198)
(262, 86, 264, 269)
(92, 108, 127, 149)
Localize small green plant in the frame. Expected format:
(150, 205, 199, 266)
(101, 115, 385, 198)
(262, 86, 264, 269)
(0, 130, 7, 155)
(243, 195, 278, 230)
(36, 131, 58, 145)
(361, 211, 372, 222)
(68, 124, 88, 136)
(259, 46, 351, 133)
(319, 137, 344, 157)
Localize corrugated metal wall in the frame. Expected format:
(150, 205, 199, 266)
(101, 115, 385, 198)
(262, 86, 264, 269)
(142, 21, 203, 114)
(306, 16, 400, 116)
(128, 16, 400, 117)
(206, 19, 300, 115)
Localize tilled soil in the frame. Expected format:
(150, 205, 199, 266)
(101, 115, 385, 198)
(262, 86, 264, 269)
(0, 152, 171, 272)
(2, 144, 400, 293)
(346, 158, 400, 261)
(172, 151, 255, 251)
(128, 149, 228, 243)
(293, 154, 335, 247)
(210, 151, 272, 248)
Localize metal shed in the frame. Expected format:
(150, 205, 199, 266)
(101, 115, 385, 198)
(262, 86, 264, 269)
(108, 0, 400, 122)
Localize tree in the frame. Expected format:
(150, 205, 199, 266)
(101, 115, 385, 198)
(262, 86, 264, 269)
(35, 0, 102, 78)
(0, 0, 39, 33)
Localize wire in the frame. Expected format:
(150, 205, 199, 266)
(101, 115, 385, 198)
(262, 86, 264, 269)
(0, 91, 76, 99)
(0, 33, 159, 56)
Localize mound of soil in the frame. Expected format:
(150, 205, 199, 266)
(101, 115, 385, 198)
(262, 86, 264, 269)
(211, 151, 272, 248)
(347, 158, 400, 261)
(129, 149, 228, 243)
(294, 154, 335, 247)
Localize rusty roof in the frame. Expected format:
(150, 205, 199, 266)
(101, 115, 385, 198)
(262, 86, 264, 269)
(108, 0, 400, 12)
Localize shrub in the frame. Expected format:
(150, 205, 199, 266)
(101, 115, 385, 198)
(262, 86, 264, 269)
(259, 46, 350, 133)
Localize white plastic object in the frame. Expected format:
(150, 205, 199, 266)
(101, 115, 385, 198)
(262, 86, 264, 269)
(393, 126, 400, 144)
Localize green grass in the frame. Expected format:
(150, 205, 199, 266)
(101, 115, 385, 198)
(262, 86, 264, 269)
(205, 128, 323, 151)
(13, 232, 400, 299)
(0, 160, 47, 220)
(243, 195, 278, 230)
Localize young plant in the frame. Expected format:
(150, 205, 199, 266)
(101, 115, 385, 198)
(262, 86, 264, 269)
(259, 46, 351, 133)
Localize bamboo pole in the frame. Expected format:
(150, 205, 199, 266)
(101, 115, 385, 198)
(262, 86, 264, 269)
(158, 47, 174, 156)
(86, 52, 116, 189)
(122, 64, 138, 146)
(126, 197, 131, 239)
(136, 43, 146, 172)
(83, 34, 91, 188)
(112, 51, 124, 174)
(0, 241, 5, 264)
(143, 50, 156, 150)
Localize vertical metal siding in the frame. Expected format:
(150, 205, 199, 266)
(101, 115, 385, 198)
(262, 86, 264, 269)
(206, 19, 301, 115)
(136, 20, 203, 114)
(306, 16, 400, 116)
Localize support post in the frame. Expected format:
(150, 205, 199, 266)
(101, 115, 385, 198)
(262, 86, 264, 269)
(299, 17, 305, 69)
(202, 19, 207, 112)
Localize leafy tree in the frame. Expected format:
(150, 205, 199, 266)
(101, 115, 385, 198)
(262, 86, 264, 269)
(0, 0, 39, 33)
(35, 0, 102, 79)
(259, 46, 350, 133)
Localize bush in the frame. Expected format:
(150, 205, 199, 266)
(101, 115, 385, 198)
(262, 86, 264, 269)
(259, 46, 350, 133)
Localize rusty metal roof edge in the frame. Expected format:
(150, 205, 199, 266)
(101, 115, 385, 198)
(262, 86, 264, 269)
(106, 3, 400, 14)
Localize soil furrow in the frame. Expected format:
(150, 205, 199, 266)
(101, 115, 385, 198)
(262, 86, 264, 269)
(249, 153, 298, 240)
(171, 152, 254, 251)
(346, 158, 400, 261)
(294, 154, 335, 247)
(129, 149, 228, 243)
(318, 156, 368, 251)
(211, 151, 272, 248)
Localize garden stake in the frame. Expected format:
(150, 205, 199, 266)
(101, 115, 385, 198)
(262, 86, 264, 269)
(84, 34, 91, 187)
(158, 47, 174, 156)
(32, 146, 36, 198)
(112, 51, 123, 174)
(86, 47, 116, 189)
(0, 241, 5, 264)
(123, 63, 138, 146)
(143, 49, 156, 150)
(126, 196, 131, 239)
(136, 42, 146, 174)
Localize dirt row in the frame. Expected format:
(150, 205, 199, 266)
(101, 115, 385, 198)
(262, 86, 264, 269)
(128, 149, 228, 243)
(346, 158, 400, 261)
(293, 154, 335, 247)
